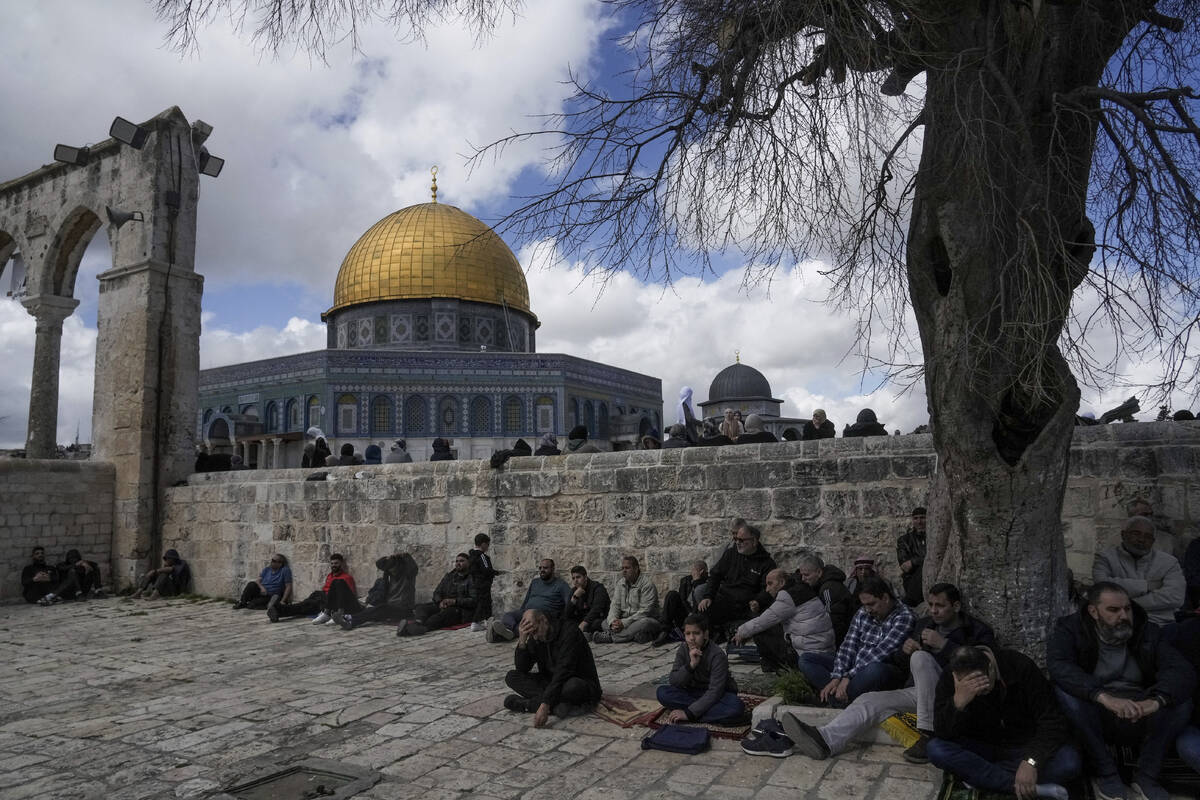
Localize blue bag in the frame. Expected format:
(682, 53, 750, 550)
(640, 724, 711, 755)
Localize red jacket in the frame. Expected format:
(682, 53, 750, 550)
(323, 571, 356, 595)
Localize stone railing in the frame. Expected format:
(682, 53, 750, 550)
(161, 421, 1199, 611)
(0, 459, 115, 602)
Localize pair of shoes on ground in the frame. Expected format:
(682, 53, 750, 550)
(741, 718, 795, 758)
(486, 619, 515, 643)
(1094, 772, 1169, 800)
(37, 594, 60, 606)
(311, 611, 337, 625)
(330, 609, 354, 630)
(778, 712, 831, 760)
(591, 631, 613, 644)
(502, 694, 591, 718)
(470, 621, 487, 632)
(651, 628, 679, 648)
(902, 732, 931, 764)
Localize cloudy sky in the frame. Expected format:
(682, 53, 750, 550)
(0, 0, 1189, 447)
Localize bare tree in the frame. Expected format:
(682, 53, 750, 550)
(158, 0, 1200, 655)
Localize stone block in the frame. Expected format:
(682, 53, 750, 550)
(861, 487, 918, 518)
(738, 460, 794, 488)
(771, 488, 822, 520)
(844, 457, 890, 483)
(1118, 449, 1160, 479)
(726, 489, 771, 521)
(821, 489, 861, 517)
(614, 467, 648, 493)
(705, 465, 744, 490)
(792, 459, 843, 485)
(1062, 485, 1097, 518)
(645, 493, 687, 521)
(607, 494, 644, 522)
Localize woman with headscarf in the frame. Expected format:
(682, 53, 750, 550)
(534, 433, 561, 456)
(719, 408, 744, 440)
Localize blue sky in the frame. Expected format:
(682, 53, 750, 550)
(0, 0, 1191, 447)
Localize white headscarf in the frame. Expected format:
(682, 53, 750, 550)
(677, 386, 693, 425)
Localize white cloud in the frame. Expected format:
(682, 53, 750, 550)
(199, 316, 326, 369)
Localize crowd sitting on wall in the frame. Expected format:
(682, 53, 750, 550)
(23, 501, 1200, 795)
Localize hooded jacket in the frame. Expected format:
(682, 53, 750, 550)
(1047, 604, 1195, 707)
(891, 610, 996, 670)
(534, 434, 561, 456)
(365, 553, 419, 612)
(1091, 545, 1185, 625)
(735, 581, 836, 657)
(513, 618, 602, 708)
(430, 438, 455, 461)
(566, 578, 611, 628)
(809, 564, 854, 643)
(801, 418, 836, 440)
(705, 542, 776, 608)
(432, 568, 478, 610)
(385, 442, 413, 464)
(843, 409, 888, 437)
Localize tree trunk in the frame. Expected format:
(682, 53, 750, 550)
(908, 5, 1136, 658)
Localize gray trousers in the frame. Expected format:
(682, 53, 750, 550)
(610, 617, 662, 643)
(819, 650, 941, 754)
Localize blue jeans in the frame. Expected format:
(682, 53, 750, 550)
(656, 684, 746, 724)
(797, 652, 904, 706)
(927, 737, 1081, 793)
(1054, 687, 1193, 779)
(1177, 724, 1200, 772)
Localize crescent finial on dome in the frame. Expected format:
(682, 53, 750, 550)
(431, 165, 438, 203)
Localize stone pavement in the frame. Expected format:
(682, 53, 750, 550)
(0, 597, 936, 800)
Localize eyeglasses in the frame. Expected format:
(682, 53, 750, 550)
(733, 536, 754, 542)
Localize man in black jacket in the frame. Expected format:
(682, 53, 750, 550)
(896, 507, 927, 607)
(21, 546, 58, 604)
(332, 552, 418, 630)
(396, 554, 477, 636)
(565, 565, 610, 634)
(696, 521, 776, 630)
(795, 551, 854, 644)
(928, 646, 1080, 800)
(801, 409, 836, 441)
(653, 560, 709, 646)
(504, 609, 602, 727)
(1047, 582, 1195, 800)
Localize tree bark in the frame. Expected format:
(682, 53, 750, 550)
(911, 4, 1135, 658)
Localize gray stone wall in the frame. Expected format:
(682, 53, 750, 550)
(160, 421, 1199, 612)
(0, 460, 115, 602)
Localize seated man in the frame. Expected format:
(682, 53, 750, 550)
(337, 443, 362, 466)
(1161, 618, 1200, 773)
(731, 568, 834, 673)
(1092, 516, 1185, 625)
(593, 556, 661, 644)
(654, 560, 708, 646)
(333, 552, 418, 630)
(268, 553, 358, 624)
(794, 551, 854, 644)
(488, 558, 572, 642)
(233, 553, 293, 610)
(658, 613, 746, 725)
(696, 521, 776, 629)
(928, 646, 1081, 800)
(131, 549, 188, 600)
(40, 549, 103, 604)
(797, 577, 914, 706)
(781, 582, 992, 765)
(565, 565, 610, 634)
(845, 556, 878, 606)
(468, 533, 500, 632)
(1048, 581, 1194, 800)
(1184, 535, 1200, 612)
(801, 408, 835, 440)
(21, 546, 58, 604)
(395, 553, 476, 636)
(504, 609, 602, 727)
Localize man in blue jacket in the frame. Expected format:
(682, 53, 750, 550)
(488, 558, 572, 642)
(1047, 581, 1195, 800)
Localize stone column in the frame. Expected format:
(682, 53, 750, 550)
(21, 294, 80, 458)
(271, 438, 282, 469)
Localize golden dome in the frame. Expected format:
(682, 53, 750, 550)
(328, 202, 533, 317)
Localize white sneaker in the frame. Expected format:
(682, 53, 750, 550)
(470, 621, 486, 632)
(324, 617, 337, 625)
(312, 611, 332, 624)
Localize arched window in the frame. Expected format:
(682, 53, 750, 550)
(583, 400, 594, 435)
(209, 418, 230, 442)
(504, 396, 523, 435)
(371, 396, 392, 435)
(306, 396, 321, 430)
(264, 401, 278, 433)
(242, 404, 259, 420)
(568, 398, 579, 429)
(470, 396, 492, 434)
(220, 406, 232, 414)
(287, 399, 301, 431)
(653, 411, 661, 432)
(639, 416, 652, 437)
(405, 395, 427, 435)
(535, 396, 554, 433)
(598, 402, 610, 439)
(337, 393, 357, 435)
(439, 396, 458, 435)
(202, 408, 213, 426)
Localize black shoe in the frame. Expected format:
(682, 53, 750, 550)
(902, 733, 930, 764)
(633, 630, 656, 645)
(504, 694, 533, 713)
(651, 630, 672, 648)
(780, 712, 831, 760)
(331, 610, 353, 631)
(266, 603, 280, 623)
(232, 601, 246, 610)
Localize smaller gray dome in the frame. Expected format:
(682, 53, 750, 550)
(708, 362, 773, 402)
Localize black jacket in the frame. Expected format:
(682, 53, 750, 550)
(736, 430, 778, 444)
(1047, 605, 1195, 707)
(662, 437, 690, 449)
(21, 561, 58, 603)
(844, 421, 888, 437)
(468, 548, 498, 589)
(934, 648, 1070, 765)
(533, 445, 561, 456)
(566, 579, 611, 628)
(432, 569, 478, 610)
(806, 565, 854, 644)
(1162, 618, 1200, 725)
(430, 438, 455, 461)
(801, 419, 836, 440)
(707, 543, 776, 609)
(698, 434, 734, 447)
(513, 619, 602, 707)
(896, 528, 927, 604)
(366, 553, 419, 612)
(893, 611, 996, 670)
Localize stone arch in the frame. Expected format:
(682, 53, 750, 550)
(438, 395, 458, 435)
(45, 205, 103, 297)
(264, 401, 278, 433)
(504, 395, 523, 435)
(336, 393, 357, 435)
(306, 395, 322, 430)
(598, 402, 610, 439)
(404, 394, 427, 436)
(286, 398, 301, 431)
(584, 400, 595, 435)
(535, 395, 554, 433)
